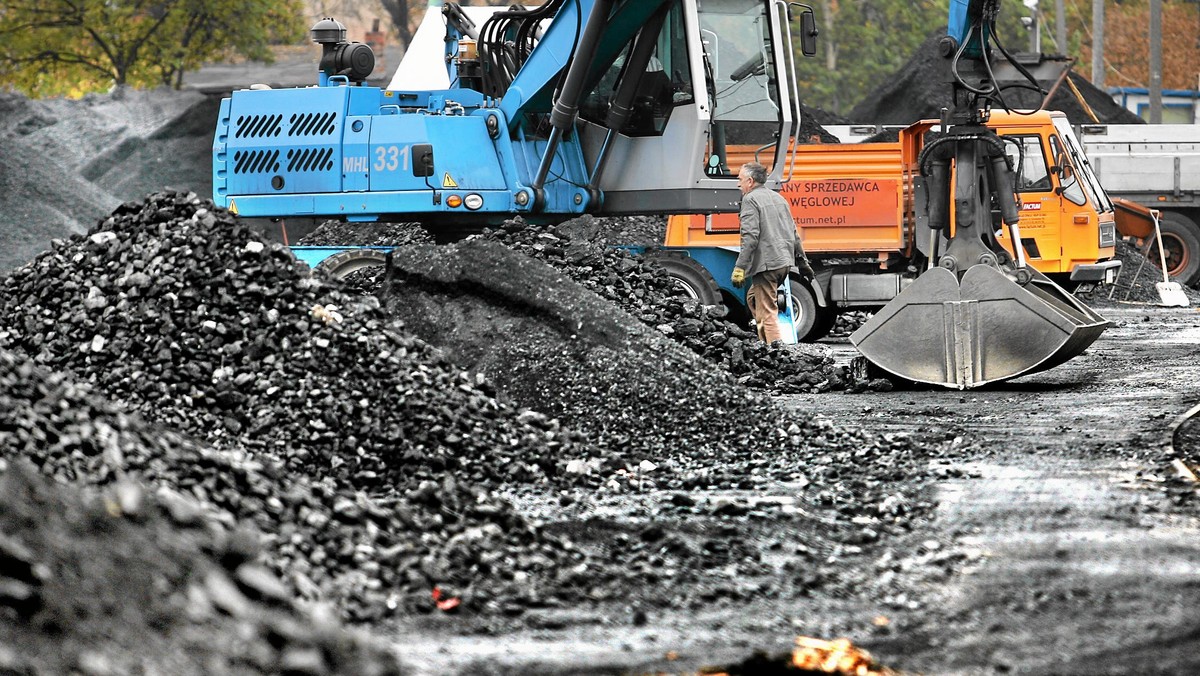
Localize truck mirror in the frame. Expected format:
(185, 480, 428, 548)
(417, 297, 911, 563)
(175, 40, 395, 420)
(798, 7, 818, 57)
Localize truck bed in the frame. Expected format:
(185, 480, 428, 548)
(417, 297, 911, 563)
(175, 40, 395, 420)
(1081, 124, 1200, 195)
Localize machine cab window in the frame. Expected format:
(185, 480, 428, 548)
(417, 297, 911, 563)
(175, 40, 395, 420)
(1048, 135, 1087, 206)
(1005, 135, 1052, 193)
(580, 2, 694, 137)
(699, 0, 784, 176)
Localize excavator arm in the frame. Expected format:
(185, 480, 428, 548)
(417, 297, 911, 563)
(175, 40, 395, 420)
(849, 0, 1110, 388)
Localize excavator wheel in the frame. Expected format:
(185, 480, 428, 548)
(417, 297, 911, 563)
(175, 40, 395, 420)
(645, 250, 722, 306)
(314, 248, 389, 280)
(1147, 212, 1200, 285)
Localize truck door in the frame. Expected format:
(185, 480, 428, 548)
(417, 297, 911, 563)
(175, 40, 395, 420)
(997, 133, 1060, 272)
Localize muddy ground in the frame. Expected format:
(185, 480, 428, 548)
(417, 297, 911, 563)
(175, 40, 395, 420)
(384, 304, 1200, 676)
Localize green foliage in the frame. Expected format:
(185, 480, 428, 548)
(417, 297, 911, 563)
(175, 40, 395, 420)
(794, 0, 1035, 116)
(0, 0, 306, 98)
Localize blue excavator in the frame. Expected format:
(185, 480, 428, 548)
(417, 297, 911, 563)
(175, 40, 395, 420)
(212, 0, 1108, 389)
(214, 0, 816, 229)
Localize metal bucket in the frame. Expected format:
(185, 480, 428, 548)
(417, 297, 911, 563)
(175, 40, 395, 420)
(850, 264, 1110, 389)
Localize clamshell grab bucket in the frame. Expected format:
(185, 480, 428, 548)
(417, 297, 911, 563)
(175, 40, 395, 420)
(850, 265, 1110, 389)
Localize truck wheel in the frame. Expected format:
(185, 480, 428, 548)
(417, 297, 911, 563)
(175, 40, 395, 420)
(314, 248, 388, 280)
(645, 251, 722, 305)
(805, 303, 837, 343)
(1149, 212, 1200, 285)
(785, 275, 829, 342)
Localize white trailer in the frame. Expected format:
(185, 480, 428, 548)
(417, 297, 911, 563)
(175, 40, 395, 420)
(1078, 123, 1200, 284)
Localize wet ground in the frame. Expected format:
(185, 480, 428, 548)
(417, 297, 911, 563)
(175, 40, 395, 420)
(387, 304, 1200, 675)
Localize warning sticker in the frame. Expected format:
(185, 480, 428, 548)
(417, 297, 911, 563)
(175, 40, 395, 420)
(442, 173, 458, 188)
(228, 199, 238, 215)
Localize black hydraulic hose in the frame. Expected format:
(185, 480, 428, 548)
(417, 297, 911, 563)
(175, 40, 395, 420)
(989, 154, 1019, 226)
(988, 20, 1046, 96)
(532, 0, 616, 195)
(478, 0, 566, 98)
(547, 0, 614, 132)
(604, 7, 669, 131)
(950, 19, 995, 97)
(588, 6, 671, 192)
(918, 132, 1009, 177)
(443, 4, 479, 40)
(927, 159, 951, 231)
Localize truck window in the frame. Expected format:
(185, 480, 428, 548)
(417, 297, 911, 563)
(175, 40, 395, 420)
(1004, 135, 1052, 193)
(1051, 117, 1114, 214)
(1049, 134, 1087, 206)
(580, 1, 694, 137)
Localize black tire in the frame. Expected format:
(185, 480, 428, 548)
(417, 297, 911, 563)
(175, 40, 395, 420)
(314, 248, 388, 280)
(804, 300, 837, 343)
(645, 250, 722, 305)
(1148, 211, 1200, 285)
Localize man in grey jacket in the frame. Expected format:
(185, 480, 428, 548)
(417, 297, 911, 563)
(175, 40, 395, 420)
(731, 162, 813, 343)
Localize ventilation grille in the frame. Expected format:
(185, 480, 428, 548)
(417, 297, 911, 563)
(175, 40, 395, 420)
(233, 111, 339, 138)
(289, 112, 338, 136)
(286, 148, 335, 172)
(233, 149, 280, 175)
(235, 114, 283, 138)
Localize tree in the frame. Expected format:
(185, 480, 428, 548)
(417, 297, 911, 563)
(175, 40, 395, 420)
(793, 0, 1036, 116)
(0, 0, 306, 97)
(1065, 0, 1200, 91)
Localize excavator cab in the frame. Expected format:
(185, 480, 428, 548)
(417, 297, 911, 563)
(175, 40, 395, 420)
(848, 0, 1110, 388)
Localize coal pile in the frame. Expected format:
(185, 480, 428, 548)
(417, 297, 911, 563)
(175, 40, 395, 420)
(801, 103, 850, 144)
(298, 220, 434, 247)
(0, 190, 671, 618)
(0, 191, 590, 491)
(478, 216, 880, 394)
(1077, 238, 1200, 306)
(80, 94, 220, 201)
(0, 459, 402, 674)
(301, 216, 875, 394)
(380, 236, 831, 486)
(0, 87, 219, 274)
(847, 29, 1144, 126)
(0, 190, 929, 627)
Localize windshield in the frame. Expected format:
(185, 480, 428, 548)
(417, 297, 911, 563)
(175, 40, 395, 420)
(699, 0, 781, 157)
(1052, 117, 1113, 213)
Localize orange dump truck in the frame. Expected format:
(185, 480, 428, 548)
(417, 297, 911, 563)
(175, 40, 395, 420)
(644, 110, 1125, 342)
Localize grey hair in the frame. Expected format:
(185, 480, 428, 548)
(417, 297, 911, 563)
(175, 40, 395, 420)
(741, 162, 767, 186)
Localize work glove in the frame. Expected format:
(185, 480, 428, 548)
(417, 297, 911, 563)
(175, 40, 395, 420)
(796, 258, 815, 282)
(731, 267, 746, 288)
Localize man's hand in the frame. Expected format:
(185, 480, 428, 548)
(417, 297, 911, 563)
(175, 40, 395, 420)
(731, 267, 746, 288)
(796, 258, 815, 282)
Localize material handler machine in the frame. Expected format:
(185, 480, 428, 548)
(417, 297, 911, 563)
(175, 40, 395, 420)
(212, 0, 1109, 389)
